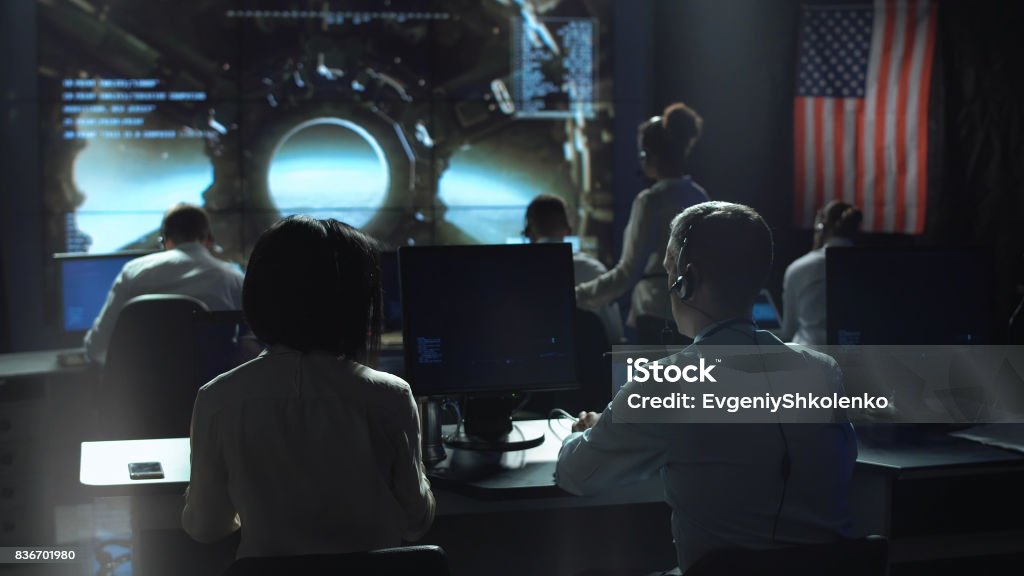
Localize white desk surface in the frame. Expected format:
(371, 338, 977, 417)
(79, 420, 566, 488)
(81, 437, 191, 486)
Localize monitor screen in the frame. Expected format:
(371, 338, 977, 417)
(826, 247, 993, 345)
(380, 251, 402, 332)
(752, 289, 780, 330)
(399, 243, 578, 395)
(56, 251, 153, 333)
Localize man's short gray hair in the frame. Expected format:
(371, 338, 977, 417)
(668, 201, 774, 307)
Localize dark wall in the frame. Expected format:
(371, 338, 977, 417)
(651, 0, 803, 296)
(650, 0, 1024, 339)
(0, 0, 45, 352)
(932, 0, 1024, 339)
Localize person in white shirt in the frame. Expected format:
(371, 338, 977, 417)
(575, 102, 709, 345)
(779, 201, 863, 346)
(84, 203, 244, 363)
(557, 202, 856, 574)
(524, 194, 624, 344)
(182, 216, 435, 558)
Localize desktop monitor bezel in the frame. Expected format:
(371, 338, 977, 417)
(825, 245, 994, 346)
(398, 243, 580, 397)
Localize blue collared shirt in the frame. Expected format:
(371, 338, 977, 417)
(555, 325, 856, 571)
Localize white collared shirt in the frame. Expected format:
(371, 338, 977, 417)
(182, 347, 435, 558)
(779, 238, 853, 346)
(84, 242, 244, 363)
(555, 324, 856, 572)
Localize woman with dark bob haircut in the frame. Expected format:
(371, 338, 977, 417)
(182, 216, 435, 558)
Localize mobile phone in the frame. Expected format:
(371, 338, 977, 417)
(128, 461, 164, 480)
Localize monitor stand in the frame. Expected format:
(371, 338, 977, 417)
(444, 396, 544, 452)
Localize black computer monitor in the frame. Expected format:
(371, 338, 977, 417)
(379, 251, 402, 332)
(399, 244, 578, 397)
(55, 251, 154, 336)
(826, 247, 993, 345)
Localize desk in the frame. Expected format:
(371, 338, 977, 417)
(79, 422, 1024, 575)
(79, 420, 666, 515)
(0, 347, 95, 547)
(0, 348, 88, 380)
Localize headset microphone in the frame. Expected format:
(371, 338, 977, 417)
(673, 223, 696, 301)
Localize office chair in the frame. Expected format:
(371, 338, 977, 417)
(224, 545, 450, 576)
(684, 535, 889, 576)
(99, 294, 209, 439)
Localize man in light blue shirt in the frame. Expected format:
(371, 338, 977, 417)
(557, 202, 856, 574)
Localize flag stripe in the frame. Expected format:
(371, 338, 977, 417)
(832, 98, 844, 205)
(897, 1, 921, 233)
(861, 1, 886, 230)
(872, 0, 896, 231)
(814, 97, 827, 212)
(903, 0, 928, 232)
(843, 99, 857, 204)
(794, 97, 807, 226)
(804, 97, 816, 225)
(915, 3, 937, 233)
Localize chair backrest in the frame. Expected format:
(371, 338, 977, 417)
(100, 294, 209, 439)
(224, 545, 449, 576)
(684, 536, 889, 576)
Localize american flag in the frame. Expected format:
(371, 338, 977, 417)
(794, 0, 937, 234)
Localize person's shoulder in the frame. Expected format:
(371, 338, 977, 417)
(784, 343, 840, 371)
(193, 352, 266, 409)
(349, 362, 415, 403)
(786, 248, 825, 276)
(196, 250, 244, 280)
(121, 250, 172, 277)
(684, 177, 709, 200)
(573, 252, 607, 280)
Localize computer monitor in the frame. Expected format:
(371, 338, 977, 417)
(826, 247, 993, 345)
(55, 251, 154, 335)
(399, 243, 578, 397)
(379, 251, 402, 332)
(753, 289, 781, 330)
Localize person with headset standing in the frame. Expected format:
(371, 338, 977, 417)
(556, 202, 857, 574)
(778, 200, 863, 345)
(575, 102, 709, 345)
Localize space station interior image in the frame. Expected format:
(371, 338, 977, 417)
(38, 0, 614, 263)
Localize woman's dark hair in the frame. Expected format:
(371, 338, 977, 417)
(816, 200, 863, 239)
(640, 101, 703, 176)
(243, 216, 382, 362)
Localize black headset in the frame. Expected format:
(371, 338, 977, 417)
(670, 221, 698, 301)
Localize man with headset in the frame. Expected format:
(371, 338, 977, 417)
(556, 201, 857, 574)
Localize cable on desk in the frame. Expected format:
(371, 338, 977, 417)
(440, 397, 463, 442)
(548, 408, 578, 441)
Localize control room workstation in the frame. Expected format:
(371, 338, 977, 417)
(2, 1, 1023, 575)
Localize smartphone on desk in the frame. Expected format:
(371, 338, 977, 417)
(128, 461, 164, 480)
